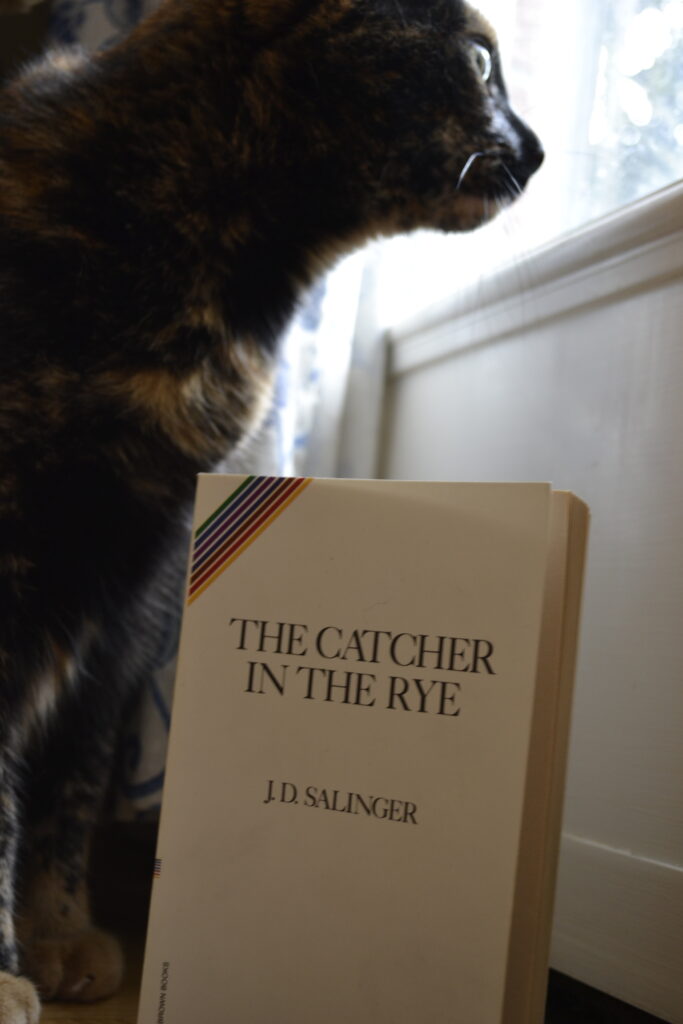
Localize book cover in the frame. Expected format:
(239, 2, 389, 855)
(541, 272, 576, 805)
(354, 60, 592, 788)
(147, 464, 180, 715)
(137, 476, 588, 1024)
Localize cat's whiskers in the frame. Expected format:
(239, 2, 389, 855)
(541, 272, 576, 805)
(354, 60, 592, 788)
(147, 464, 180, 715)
(457, 151, 484, 191)
(501, 163, 524, 199)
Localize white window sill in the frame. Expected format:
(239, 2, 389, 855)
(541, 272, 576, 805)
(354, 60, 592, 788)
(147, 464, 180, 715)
(385, 181, 683, 378)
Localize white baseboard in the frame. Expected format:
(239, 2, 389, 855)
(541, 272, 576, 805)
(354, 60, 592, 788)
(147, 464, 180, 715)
(551, 833, 683, 1023)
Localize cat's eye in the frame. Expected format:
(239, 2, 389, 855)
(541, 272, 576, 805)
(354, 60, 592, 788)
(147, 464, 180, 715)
(469, 40, 493, 84)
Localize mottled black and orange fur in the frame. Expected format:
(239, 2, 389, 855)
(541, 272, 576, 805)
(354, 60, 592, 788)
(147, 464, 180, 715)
(0, 0, 542, 1019)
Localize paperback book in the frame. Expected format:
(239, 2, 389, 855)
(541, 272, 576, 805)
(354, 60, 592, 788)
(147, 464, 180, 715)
(137, 476, 589, 1024)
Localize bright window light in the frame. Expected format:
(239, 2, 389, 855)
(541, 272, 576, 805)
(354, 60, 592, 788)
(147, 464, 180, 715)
(374, 0, 683, 329)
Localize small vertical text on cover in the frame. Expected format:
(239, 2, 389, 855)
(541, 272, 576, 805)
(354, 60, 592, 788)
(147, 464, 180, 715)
(157, 961, 170, 1024)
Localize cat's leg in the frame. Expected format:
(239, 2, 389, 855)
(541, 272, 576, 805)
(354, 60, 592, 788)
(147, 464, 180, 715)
(18, 692, 126, 1004)
(0, 748, 40, 1024)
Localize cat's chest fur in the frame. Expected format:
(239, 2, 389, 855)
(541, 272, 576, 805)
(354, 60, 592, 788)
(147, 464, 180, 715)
(91, 313, 275, 472)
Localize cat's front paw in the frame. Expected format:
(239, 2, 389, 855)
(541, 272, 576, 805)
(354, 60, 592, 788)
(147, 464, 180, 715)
(0, 973, 40, 1024)
(21, 928, 123, 1003)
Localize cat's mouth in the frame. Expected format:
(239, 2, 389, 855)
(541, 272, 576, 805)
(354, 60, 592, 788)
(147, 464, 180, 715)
(456, 150, 534, 201)
(377, 135, 543, 238)
(456, 135, 544, 206)
(433, 150, 539, 234)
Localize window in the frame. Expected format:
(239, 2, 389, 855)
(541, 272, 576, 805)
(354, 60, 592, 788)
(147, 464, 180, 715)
(373, 0, 682, 328)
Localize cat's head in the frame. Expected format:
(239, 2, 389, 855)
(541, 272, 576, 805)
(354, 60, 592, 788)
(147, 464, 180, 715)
(243, 0, 543, 237)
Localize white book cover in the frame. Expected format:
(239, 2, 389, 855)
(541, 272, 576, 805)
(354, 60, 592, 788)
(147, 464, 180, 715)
(137, 476, 588, 1024)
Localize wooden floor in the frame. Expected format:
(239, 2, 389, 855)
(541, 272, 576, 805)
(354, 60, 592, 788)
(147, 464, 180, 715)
(38, 825, 667, 1024)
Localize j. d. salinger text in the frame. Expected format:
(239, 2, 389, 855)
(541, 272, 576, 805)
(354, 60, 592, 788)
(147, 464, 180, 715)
(263, 779, 419, 824)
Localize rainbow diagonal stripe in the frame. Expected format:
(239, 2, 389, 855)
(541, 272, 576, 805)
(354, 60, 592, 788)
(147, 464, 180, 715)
(187, 476, 312, 604)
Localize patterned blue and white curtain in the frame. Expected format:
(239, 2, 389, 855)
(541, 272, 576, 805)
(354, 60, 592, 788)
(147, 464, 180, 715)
(44, 0, 364, 817)
(50, 0, 148, 48)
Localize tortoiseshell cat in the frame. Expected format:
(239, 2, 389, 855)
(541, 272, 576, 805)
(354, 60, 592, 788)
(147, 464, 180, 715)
(0, 0, 543, 1019)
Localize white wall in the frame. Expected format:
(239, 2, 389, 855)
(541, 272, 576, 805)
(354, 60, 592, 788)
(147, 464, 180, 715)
(379, 183, 683, 1023)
